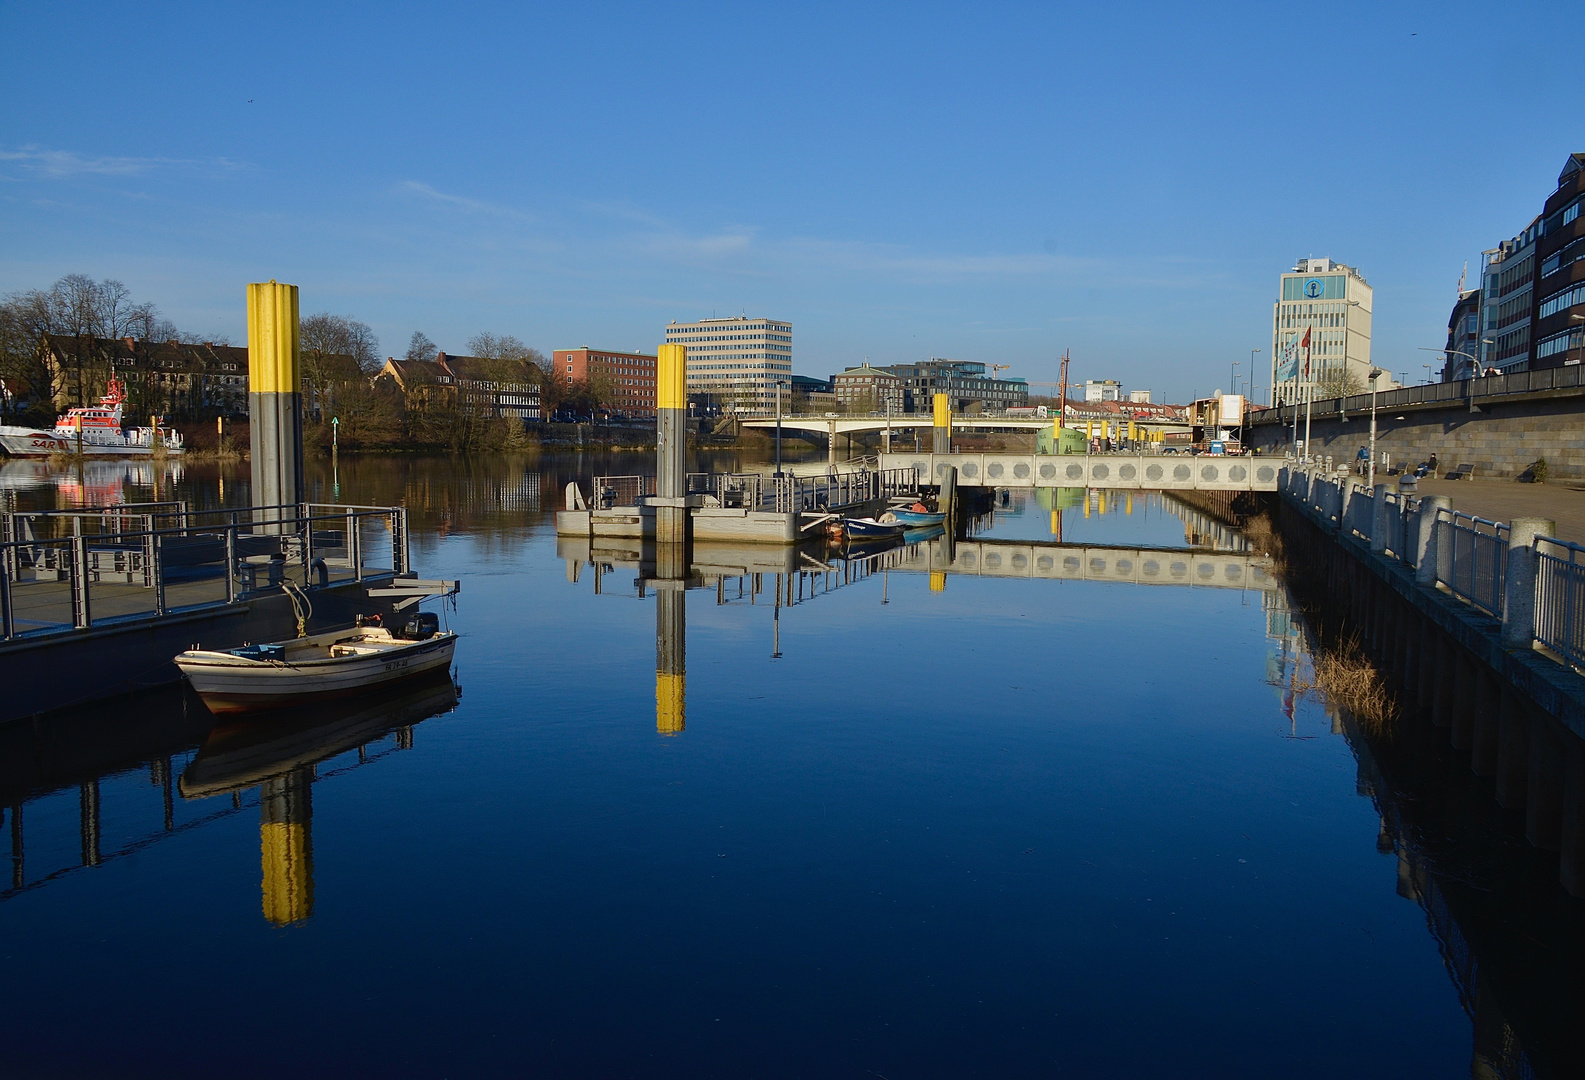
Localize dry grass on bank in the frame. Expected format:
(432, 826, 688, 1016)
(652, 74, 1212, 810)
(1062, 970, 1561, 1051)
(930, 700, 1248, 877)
(1289, 632, 1397, 734)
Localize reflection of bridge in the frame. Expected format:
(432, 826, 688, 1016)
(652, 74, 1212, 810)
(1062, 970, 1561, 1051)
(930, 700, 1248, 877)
(740, 414, 1192, 437)
(880, 452, 1283, 492)
(883, 538, 1277, 591)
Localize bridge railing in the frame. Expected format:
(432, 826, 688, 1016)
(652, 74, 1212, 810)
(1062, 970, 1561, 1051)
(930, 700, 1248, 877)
(1255, 363, 1585, 423)
(0, 502, 408, 643)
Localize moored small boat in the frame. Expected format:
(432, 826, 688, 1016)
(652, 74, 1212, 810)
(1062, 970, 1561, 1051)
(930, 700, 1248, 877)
(880, 505, 946, 527)
(175, 618, 456, 714)
(842, 516, 907, 539)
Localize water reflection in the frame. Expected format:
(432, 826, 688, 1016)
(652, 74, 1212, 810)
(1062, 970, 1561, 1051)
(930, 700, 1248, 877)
(3, 674, 458, 926)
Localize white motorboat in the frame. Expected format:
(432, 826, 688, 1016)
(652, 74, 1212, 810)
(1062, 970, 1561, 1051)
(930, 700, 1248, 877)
(175, 619, 457, 714)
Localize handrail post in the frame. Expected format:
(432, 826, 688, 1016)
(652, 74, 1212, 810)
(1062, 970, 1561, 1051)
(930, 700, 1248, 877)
(152, 531, 166, 616)
(1503, 518, 1556, 648)
(71, 535, 90, 629)
(1363, 488, 1388, 555)
(1414, 496, 1451, 583)
(224, 524, 237, 603)
(302, 504, 315, 585)
(0, 541, 12, 640)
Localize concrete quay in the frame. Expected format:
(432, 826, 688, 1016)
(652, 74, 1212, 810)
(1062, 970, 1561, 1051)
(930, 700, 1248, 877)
(1280, 466, 1585, 896)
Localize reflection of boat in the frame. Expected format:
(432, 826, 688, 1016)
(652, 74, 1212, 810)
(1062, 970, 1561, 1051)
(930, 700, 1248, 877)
(842, 535, 903, 560)
(179, 672, 460, 798)
(175, 617, 457, 714)
(0, 378, 184, 457)
(841, 516, 907, 539)
(901, 524, 946, 543)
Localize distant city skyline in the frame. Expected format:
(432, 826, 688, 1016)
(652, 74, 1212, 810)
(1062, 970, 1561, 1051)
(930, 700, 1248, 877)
(0, 2, 1575, 403)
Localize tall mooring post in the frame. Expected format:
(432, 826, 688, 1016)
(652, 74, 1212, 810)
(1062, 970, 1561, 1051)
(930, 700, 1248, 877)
(247, 281, 303, 530)
(932, 392, 950, 453)
(655, 343, 688, 545)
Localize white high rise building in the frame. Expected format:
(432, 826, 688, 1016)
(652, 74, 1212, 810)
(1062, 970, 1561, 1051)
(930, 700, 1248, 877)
(663, 316, 792, 412)
(1271, 258, 1374, 405)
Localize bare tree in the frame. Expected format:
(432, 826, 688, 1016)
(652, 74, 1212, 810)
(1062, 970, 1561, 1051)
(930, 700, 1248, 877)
(300, 312, 380, 421)
(406, 331, 438, 362)
(1316, 369, 1365, 399)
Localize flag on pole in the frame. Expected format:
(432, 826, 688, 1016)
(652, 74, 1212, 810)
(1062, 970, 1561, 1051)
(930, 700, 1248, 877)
(1276, 327, 1311, 383)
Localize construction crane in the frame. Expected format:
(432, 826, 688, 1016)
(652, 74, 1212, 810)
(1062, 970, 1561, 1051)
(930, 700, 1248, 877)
(990, 364, 1011, 374)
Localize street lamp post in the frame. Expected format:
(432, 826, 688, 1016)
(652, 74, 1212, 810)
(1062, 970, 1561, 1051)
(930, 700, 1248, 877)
(1250, 348, 1261, 405)
(1367, 369, 1383, 489)
(1230, 359, 1240, 399)
(774, 380, 785, 477)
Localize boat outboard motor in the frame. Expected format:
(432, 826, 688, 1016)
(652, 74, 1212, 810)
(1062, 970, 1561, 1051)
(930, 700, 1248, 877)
(401, 611, 440, 640)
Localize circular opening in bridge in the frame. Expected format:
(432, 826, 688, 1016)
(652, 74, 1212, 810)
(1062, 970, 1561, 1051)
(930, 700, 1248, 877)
(985, 553, 1001, 568)
(1197, 563, 1215, 579)
(1170, 561, 1188, 577)
(1200, 465, 1219, 481)
(1090, 558, 1107, 573)
(1092, 464, 1110, 480)
(1014, 463, 1031, 478)
(988, 463, 1004, 478)
(962, 552, 977, 567)
(1116, 559, 1133, 574)
(962, 463, 978, 477)
(1066, 464, 1083, 480)
(1225, 565, 1243, 580)
(1036, 555, 1053, 570)
(1146, 464, 1164, 481)
(1173, 465, 1191, 481)
(1229, 465, 1247, 482)
(1257, 466, 1275, 483)
(1120, 464, 1137, 480)
(1039, 464, 1056, 479)
(1011, 554, 1028, 569)
(1064, 556, 1081, 571)
(1143, 560, 1160, 576)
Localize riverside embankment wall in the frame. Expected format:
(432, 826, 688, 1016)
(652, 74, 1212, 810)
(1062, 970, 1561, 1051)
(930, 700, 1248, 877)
(1251, 395, 1583, 479)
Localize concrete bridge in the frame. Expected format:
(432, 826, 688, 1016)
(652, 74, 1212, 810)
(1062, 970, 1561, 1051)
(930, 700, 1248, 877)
(878, 452, 1284, 491)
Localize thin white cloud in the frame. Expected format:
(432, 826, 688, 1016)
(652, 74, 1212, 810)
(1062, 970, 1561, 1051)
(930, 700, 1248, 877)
(398, 181, 537, 223)
(0, 145, 247, 178)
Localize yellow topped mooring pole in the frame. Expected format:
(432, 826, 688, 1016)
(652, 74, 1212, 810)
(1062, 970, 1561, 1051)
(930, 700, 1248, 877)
(933, 392, 950, 454)
(655, 343, 688, 545)
(246, 281, 302, 528)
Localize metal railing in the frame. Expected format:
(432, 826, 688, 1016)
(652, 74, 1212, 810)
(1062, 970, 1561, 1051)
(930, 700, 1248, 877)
(1535, 536, 1585, 669)
(1434, 511, 1509, 616)
(1253, 362, 1585, 424)
(771, 467, 919, 514)
(0, 501, 407, 642)
(592, 475, 655, 508)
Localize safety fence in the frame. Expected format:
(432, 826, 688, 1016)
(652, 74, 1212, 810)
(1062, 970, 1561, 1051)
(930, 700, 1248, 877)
(1536, 537, 1585, 670)
(1434, 511, 1509, 617)
(0, 502, 407, 641)
(1284, 465, 1585, 672)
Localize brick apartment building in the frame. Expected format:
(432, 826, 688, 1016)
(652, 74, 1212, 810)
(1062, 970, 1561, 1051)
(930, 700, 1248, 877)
(553, 348, 658, 417)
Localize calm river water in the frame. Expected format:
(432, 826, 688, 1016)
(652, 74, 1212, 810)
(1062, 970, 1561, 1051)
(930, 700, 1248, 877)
(0, 453, 1574, 1077)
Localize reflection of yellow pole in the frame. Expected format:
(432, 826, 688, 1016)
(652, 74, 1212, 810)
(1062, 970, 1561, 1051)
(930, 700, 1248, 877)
(1050, 510, 1060, 535)
(929, 570, 946, 592)
(656, 587, 685, 734)
(1099, 490, 1107, 515)
(1126, 492, 1134, 515)
(260, 770, 313, 926)
(1083, 493, 1091, 518)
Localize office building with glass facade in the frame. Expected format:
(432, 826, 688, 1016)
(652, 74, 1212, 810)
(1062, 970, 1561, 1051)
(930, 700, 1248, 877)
(1270, 258, 1373, 405)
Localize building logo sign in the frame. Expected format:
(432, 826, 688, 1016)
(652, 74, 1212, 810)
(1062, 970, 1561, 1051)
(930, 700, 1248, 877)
(1303, 279, 1324, 299)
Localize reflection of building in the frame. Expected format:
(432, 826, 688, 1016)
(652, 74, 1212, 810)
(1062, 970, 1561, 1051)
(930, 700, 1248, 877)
(664, 316, 793, 413)
(1271, 258, 1373, 404)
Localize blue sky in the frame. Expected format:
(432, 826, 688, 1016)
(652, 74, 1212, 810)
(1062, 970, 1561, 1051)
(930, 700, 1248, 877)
(1, 1, 1578, 402)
